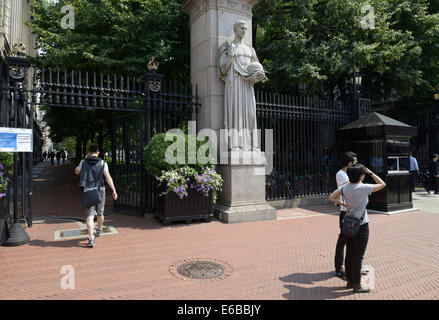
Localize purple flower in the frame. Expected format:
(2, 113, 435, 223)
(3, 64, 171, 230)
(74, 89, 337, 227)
(0, 164, 4, 170)
(0, 172, 4, 177)
(0, 193, 5, 198)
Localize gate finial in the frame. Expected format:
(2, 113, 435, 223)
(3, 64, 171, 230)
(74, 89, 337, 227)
(147, 57, 159, 73)
(12, 41, 26, 57)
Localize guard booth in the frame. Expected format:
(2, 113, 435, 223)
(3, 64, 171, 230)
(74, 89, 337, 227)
(337, 112, 417, 213)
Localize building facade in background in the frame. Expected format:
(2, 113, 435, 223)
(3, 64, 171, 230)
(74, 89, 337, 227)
(0, 0, 48, 160)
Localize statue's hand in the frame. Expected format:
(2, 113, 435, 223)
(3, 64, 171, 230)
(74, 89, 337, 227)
(248, 70, 266, 84)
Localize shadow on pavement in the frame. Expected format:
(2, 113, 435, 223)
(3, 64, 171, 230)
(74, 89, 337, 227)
(28, 238, 90, 248)
(279, 271, 353, 300)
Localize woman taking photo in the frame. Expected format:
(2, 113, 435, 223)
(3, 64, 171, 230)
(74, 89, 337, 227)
(329, 164, 386, 293)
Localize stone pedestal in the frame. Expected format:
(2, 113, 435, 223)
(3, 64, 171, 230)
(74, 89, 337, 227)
(214, 151, 276, 223)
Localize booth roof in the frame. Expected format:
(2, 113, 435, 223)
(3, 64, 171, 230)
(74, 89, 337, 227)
(339, 112, 415, 130)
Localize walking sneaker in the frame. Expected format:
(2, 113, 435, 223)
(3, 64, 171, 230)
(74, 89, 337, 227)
(95, 228, 103, 237)
(346, 282, 353, 289)
(87, 237, 95, 248)
(353, 285, 370, 293)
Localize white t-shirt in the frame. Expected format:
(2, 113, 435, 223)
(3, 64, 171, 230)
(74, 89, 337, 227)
(77, 160, 108, 192)
(336, 169, 349, 212)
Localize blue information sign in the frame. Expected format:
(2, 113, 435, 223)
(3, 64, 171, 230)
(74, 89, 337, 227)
(0, 127, 33, 152)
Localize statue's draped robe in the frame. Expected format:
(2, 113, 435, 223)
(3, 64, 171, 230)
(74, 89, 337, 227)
(219, 43, 261, 151)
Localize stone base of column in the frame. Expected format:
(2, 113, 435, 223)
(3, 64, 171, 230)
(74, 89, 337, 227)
(214, 151, 277, 223)
(214, 202, 276, 223)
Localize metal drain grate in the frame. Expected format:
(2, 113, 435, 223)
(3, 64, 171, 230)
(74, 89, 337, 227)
(55, 226, 118, 240)
(176, 261, 225, 279)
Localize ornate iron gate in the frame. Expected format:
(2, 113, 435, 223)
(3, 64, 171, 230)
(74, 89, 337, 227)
(1, 52, 200, 225)
(112, 72, 200, 217)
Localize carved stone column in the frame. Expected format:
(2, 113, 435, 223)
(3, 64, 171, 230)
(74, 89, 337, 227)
(183, 0, 276, 223)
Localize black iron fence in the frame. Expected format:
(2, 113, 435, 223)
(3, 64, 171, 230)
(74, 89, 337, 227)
(256, 92, 371, 201)
(382, 107, 439, 171)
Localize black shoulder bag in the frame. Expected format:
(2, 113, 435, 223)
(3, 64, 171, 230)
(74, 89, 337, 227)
(341, 186, 366, 237)
(81, 161, 105, 208)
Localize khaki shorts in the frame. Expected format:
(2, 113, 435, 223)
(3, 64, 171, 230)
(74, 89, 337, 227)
(85, 189, 106, 217)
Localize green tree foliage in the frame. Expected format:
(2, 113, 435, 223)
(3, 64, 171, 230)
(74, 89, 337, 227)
(28, 0, 190, 78)
(254, 0, 439, 110)
(27, 0, 190, 157)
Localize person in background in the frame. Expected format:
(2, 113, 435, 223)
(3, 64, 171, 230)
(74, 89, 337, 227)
(409, 153, 419, 192)
(334, 151, 357, 280)
(329, 164, 386, 293)
(56, 151, 61, 165)
(428, 154, 439, 194)
(49, 151, 55, 165)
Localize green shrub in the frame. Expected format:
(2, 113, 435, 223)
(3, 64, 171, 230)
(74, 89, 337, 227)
(143, 132, 216, 178)
(144, 132, 222, 202)
(0, 152, 13, 197)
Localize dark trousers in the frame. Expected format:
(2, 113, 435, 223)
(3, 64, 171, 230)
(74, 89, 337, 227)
(430, 177, 439, 193)
(334, 211, 346, 271)
(410, 171, 417, 192)
(345, 223, 369, 286)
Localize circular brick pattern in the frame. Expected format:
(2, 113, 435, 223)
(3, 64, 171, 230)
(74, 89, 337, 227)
(169, 258, 233, 281)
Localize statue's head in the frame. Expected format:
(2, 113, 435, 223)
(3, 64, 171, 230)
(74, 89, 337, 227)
(233, 20, 247, 39)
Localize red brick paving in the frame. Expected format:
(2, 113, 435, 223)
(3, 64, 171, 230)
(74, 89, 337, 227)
(1, 162, 439, 299)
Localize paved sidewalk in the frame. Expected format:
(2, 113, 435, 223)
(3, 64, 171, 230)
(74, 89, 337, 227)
(0, 164, 438, 300)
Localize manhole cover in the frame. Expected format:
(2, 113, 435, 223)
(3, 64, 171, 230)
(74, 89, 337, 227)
(169, 258, 233, 281)
(177, 261, 225, 279)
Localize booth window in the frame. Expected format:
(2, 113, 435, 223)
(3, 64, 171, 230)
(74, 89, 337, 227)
(388, 156, 409, 173)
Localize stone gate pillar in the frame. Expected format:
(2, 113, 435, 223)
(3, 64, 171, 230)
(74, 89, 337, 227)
(183, 0, 276, 223)
(183, 0, 256, 132)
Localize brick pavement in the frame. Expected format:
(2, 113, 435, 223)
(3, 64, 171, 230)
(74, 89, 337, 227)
(0, 162, 439, 300)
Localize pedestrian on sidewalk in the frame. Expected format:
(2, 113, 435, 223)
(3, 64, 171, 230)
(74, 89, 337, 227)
(75, 144, 118, 248)
(428, 154, 439, 194)
(43, 151, 47, 162)
(409, 152, 419, 192)
(56, 151, 61, 165)
(49, 151, 55, 165)
(334, 151, 357, 280)
(329, 164, 386, 293)
(61, 150, 66, 164)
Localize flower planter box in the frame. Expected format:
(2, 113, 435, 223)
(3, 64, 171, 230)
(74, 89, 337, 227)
(155, 187, 213, 226)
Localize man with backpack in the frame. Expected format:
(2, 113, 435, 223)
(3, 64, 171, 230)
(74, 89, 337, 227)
(75, 144, 117, 248)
